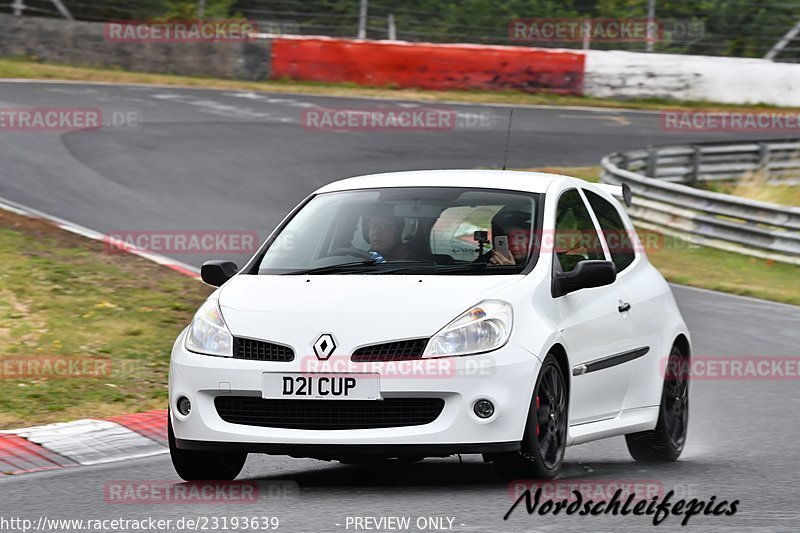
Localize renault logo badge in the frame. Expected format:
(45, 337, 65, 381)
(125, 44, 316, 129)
(313, 333, 336, 360)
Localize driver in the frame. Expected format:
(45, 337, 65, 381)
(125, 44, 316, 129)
(478, 208, 533, 266)
(366, 212, 410, 262)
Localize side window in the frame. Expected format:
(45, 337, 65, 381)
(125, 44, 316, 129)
(554, 189, 604, 273)
(584, 190, 635, 273)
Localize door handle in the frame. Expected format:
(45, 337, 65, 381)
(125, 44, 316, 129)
(618, 302, 631, 313)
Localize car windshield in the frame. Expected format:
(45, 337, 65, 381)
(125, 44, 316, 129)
(255, 187, 541, 275)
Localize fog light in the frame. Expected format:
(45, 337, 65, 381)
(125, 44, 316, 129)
(473, 399, 494, 419)
(177, 396, 191, 416)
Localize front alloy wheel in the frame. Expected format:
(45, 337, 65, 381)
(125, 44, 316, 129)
(493, 354, 567, 480)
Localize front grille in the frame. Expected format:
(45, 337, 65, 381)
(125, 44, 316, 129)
(351, 338, 428, 362)
(215, 397, 444, 430)
(233, 337, 294, 362)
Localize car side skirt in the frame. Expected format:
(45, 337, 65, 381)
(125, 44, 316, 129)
(567, 406, 660, 446)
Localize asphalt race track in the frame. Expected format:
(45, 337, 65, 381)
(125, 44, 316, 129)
(1, 81, 799, 532)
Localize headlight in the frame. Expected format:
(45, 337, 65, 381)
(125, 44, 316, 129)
(184, 299, 233, 357)
(423, 300, 513, 358)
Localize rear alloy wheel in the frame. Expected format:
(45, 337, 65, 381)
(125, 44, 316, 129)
(625, 343, 689, 462)
(493, 354, 567, 480)
(168, 412, 247, 481)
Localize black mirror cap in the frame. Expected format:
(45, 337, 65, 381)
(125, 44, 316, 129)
(622, 183, 633, 207)
(201, 260, 239, 287)
(553, 260, 617, 297)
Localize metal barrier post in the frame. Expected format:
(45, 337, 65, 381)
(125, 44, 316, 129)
(690, 145, 701, 185)
(647, 148, 658, 178)
(758, 143, 771, 180)
(620, 153, 630, 171)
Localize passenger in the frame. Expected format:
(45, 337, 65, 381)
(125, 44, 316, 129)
(478, 209, 533, 266)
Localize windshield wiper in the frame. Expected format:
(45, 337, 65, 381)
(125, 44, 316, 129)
(284, 260, 377, 275)
(359, 262, 521, 275)
(428, 263, 523, 273)
(284, 260, 522, 276)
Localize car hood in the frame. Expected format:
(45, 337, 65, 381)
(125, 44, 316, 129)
(217, 274, 523, 356)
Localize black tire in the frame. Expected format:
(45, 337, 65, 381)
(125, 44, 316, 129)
(168, 413, 247, 481)
(493, 354, 567, 480)
(625, 343, 689, 462)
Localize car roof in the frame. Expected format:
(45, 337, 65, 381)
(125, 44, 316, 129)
(314, 169, 580, 195)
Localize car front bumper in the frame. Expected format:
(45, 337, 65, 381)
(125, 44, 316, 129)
(169, 331, 541, 455)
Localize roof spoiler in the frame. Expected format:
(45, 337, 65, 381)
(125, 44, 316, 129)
(595, 183, 632, 207)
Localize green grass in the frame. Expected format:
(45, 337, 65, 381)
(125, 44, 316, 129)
(1, 56, 798, 112)
(701, 180, 800, 207)
(646, 233, 800, 304)
(0, 209, 211, 428)
(525, 166, 602, 182)
(536, 166, 800, 305)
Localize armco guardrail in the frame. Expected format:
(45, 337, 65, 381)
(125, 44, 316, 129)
(601, 139, 800, 265)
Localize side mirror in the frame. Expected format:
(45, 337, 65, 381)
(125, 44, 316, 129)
(552, 260, 616, 297)
(201, 260, 238, 287)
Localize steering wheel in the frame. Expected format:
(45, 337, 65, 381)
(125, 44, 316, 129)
(324, 248, 374, 260)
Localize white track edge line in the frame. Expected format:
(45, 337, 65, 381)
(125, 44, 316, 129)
(0, 195, 199, 277)
(0, 78, 663, 115)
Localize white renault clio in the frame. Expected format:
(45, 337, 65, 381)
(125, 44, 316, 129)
(169, 170, 691, 481)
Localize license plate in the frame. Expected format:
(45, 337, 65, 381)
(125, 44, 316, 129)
(262, 373, 380, 400)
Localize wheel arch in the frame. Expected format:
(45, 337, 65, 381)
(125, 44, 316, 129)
(673, 333, 691, 357)
(546, 342, 571, 402)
